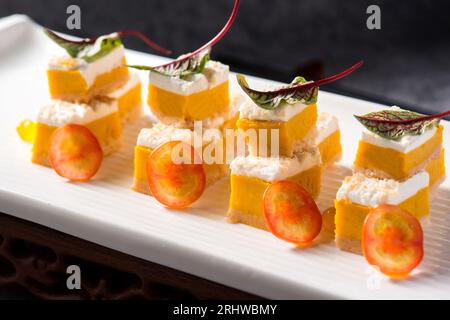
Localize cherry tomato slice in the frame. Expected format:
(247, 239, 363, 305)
(362, 204, 424, 278)
(263, 180, 322, 244)
(48, 124, 103, 182)
(147, 140, 206, 209)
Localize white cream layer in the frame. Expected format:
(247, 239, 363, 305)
(239, 97, 309, 122)
(148, 60, 229, 96)
(108, 72, 140, 99)
(37, 99, 118, 126)
(336, 171, 429, 208)
(48, 45, 125, 87)
(137, 123, 223, 149)
(230, 147, 320, 182)
(362, 126, 437, 154)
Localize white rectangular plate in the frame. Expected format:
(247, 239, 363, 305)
(1, 15, 449, 299)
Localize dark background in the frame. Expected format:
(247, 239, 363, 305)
(1, 0, 450, 116)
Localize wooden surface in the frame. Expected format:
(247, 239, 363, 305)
(0, 212, 260, 300)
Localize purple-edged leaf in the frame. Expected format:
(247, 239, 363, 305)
(155, 49, 210, 77)
(354, 109, 440, 140)
(44, 29, 93, 58)
(128, 50, 210, 78)
(237, 75, 318, 110)
(44, 29, 122, 63)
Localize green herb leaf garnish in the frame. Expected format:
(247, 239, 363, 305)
(354, 109, 450, 140)
(44, 29, 122, 63)
(79, 36, 123, 63)
(237, 74, 318, 110)
(44, 29, 171, 63)
(44, 28, 94, 58)
(236, 60, 364, 110)
(128, 51, 210, 78)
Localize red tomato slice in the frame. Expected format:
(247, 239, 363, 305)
(48, 124, 103, 182)
(362, 204, 424, 278)
(263, 180, 322, 244)
(147, 140, 206, 209)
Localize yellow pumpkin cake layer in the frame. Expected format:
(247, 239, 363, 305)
(237, 103, 317, 157)
(32, 99, 122, 167)
(108, 72, 142, 123)
(228, 147, 322, 230)
(147, 61, 230, 122)
(334, 171, 430, 254)
(318, 131, 341, 167)
(315, 112, 342, 166)
(354, 123, 443, 181)
(133, 123, 228, 195)
(425, 148, 446, 191)
(47, 45, 129, 103)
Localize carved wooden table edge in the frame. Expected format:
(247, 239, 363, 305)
(0, 212, 261, 300)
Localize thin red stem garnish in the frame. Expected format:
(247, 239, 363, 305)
(117, 30, 172, 55)
(246, 60, 364, 95)
(155, 0, 240, 68)
(358, 109, 450, 124)
(313, 60, 364, 87)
